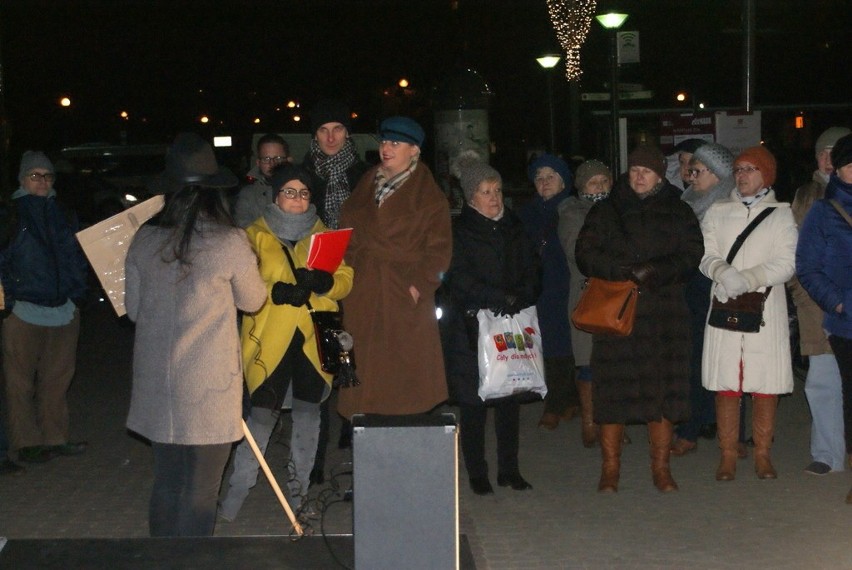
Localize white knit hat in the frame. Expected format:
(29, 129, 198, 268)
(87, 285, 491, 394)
(691, 143, 734, 179)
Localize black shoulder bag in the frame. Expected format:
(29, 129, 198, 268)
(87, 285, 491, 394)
(282, 246, 359, 388)
(707, 208, 775, 333)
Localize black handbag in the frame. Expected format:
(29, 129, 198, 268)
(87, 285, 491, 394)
(282, 246, 358, 387)
(707, 208, 775, 333)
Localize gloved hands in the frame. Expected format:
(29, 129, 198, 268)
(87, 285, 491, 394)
(492, 294, 523, 317)
(718, 267, 749, 299)
(271, 281, 311, 306)
(294, 268, 334, 294)
(714, 283, 730, 303)
(619, 262, 656, 286)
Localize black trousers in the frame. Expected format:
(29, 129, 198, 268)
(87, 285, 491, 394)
(458, 400, 520, 479)
(828, 334, 852, 454)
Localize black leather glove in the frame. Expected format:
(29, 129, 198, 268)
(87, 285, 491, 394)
(271, 281, 311, 306)
(494, 294, 522, 317)
(626, 262, 657, 286)
(294, 268, 334, 294)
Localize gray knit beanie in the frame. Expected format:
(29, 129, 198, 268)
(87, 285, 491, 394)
(18, 151, 55, 183)
(574, 159, 612, 193)
(452, 151, 501, 203)
(815, 126, 851, 157)
(691, 143, 734, 180)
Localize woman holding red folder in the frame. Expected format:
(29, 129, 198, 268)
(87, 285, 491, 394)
(218, 165, 353, 521)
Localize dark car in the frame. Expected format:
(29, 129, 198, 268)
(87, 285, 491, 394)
(53, 143, 167, 225)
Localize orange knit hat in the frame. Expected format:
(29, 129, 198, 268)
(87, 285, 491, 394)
(735, 145, 776, 187)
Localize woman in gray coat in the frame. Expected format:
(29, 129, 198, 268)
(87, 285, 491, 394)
(557, 159, 613, 448)
(125, 134, 266, 537)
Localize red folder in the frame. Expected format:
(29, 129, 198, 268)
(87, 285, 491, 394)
(306, 228, 353, 273)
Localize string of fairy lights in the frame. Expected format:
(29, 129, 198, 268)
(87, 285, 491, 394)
(546, 0, 598, 81)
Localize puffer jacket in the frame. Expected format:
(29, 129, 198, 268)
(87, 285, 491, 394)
(797, 174, 852, 339)
(0, 191, 87, 308)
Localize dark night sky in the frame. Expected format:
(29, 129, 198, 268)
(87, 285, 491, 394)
(1, 0, 850, 167)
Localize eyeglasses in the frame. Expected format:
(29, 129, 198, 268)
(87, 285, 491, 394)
(280, 188, 311, 200)
(687, 168, 709, 178)
(259, 156, 287, 164)
(476, 186, 502, 198)
(733, 166, 760, 175)
(28, 172, 56, 183)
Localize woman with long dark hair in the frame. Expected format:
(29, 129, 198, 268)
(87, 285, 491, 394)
(125, 133, 266, 536)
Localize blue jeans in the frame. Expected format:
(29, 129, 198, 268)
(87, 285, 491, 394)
(804, 354, 845, 470)
(149, 442, 231, 537)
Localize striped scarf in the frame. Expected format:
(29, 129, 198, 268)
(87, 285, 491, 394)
(374, 161, 418, 206)
(310, 138, 358, 229)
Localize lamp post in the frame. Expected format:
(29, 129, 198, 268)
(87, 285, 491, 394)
(536, 54, 561, 153)
(595, 12, 628, 175)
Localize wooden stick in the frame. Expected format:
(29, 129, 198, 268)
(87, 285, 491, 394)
(241, 419, 304, 536)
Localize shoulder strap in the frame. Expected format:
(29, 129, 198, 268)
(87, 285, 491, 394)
(282, 244, 314, 311)
(725, 208, 775, 264)
(829, 199, 852, 228)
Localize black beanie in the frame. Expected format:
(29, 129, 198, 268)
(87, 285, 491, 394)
(830, 133, 852, 171)
(270, 164, 313, 197)
(310, 99, 351, 133)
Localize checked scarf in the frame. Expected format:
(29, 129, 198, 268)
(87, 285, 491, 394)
(310, 138, 358, 229)
(374, 160, 418, 206)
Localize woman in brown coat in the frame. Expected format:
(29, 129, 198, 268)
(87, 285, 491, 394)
(576, 145, 703, 493)
(337, 117, 452, 419)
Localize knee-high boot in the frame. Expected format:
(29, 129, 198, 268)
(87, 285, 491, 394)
(715, 394, 740, 481)
(753, 395, 778, 479)
(598, 424, 623, 493)
(576, 380, 598, 448)
(648, 419, 678, 492)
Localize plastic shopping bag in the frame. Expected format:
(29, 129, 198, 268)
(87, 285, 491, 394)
(477, 306, 547, 402)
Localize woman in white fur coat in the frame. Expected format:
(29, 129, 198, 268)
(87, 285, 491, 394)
(700, 145, 797, 482)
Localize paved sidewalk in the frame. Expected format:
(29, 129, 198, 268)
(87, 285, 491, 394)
(1, 302, 851, 569)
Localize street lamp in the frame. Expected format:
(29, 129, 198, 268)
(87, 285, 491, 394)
(536, 54, 561, 153)
(596, 12, 628, 175)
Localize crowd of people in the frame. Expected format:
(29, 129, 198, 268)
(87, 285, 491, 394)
(1, 109, 850, 535)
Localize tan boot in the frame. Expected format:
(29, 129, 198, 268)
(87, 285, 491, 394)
(598, 424, 623, 493)
(753, 396, 778, 479)
(576, 380, 598, 448)
(715, 395, 740, 481)
(537, 412, 560, 431)
(648, 419, 678, 492)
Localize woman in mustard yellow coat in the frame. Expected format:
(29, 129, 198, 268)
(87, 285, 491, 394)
(219, 165, 353, 521)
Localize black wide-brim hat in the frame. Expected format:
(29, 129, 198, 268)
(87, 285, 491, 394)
(151, 133, 237, 194)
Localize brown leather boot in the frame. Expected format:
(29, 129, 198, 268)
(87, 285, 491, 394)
(537, 412, 560, 431)
(598, 424, 623, 493)
(753, 396, 778, 479)
(715, 394, 740, 481)
(576, 380, 598, 448)
(648, 419, 678, 492)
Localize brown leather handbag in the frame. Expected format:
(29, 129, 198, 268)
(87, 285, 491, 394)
(707, 208, 775, 334)
(571, 277, 639, 336)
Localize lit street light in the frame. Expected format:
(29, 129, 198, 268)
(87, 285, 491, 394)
(536, 54, 561, 153)
(59, 97, 72, 107)
(596, 11, 628, 175)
